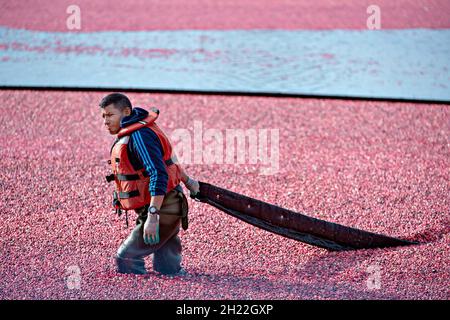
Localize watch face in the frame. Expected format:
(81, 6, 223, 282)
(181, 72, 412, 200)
(149, 206, 157, 214)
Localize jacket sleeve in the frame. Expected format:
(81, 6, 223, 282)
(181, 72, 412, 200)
(129, 129, 168, 196)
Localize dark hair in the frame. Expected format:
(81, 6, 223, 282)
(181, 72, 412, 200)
(99, 93, 132, 112)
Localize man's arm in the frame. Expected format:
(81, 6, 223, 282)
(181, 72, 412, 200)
(130, 128, 168, 202)
(130, 129, 168, 245)
(149, 195, 165, 211)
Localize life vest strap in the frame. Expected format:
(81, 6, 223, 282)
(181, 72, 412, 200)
(106, 171, 150, 183)
(119, 190, 140, 199)
(165, 158, 174, 166)
(116, 173, 140, 181)
(164, 155, 178, 166)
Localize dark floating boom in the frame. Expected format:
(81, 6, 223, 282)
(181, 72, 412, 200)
(193, 182, 417, 251)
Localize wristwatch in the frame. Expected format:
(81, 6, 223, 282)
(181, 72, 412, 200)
(148, 206, 159, 215)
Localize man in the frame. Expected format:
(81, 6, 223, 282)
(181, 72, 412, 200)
(100, 93, 199, 275)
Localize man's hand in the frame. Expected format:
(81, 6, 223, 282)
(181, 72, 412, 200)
(184, 177, 200, 197)
(143, 213, 160, 245)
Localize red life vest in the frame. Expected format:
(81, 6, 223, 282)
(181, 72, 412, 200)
(106, 109, 182, 210)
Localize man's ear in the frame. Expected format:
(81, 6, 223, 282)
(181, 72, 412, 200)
(124, 107, 132, 116)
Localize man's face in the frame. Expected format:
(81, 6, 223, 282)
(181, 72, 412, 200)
(101, 104, 130, 135)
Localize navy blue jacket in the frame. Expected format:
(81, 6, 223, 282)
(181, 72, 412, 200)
(119, 107, 168, 196)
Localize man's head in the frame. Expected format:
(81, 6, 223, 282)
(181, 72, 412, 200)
(99, 93, 132, 135)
